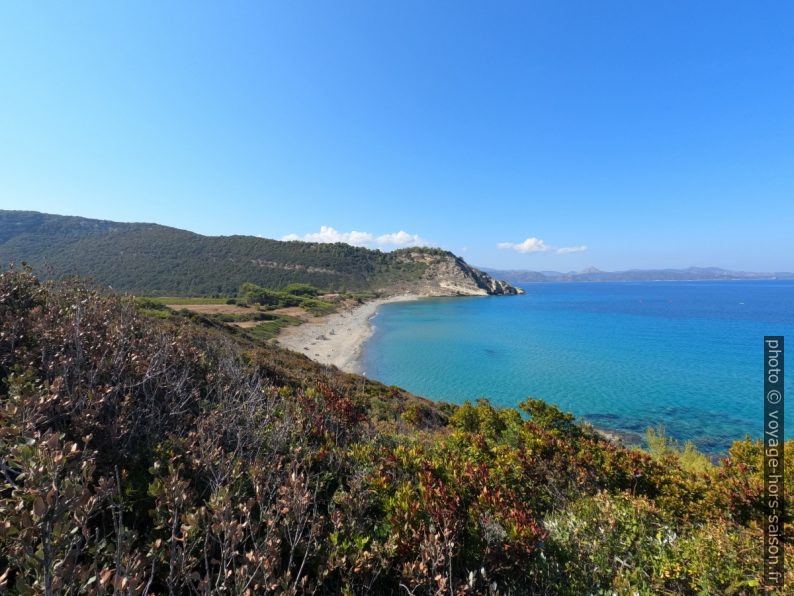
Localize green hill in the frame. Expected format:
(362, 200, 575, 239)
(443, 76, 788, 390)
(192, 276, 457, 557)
(0, 210, 519, 296)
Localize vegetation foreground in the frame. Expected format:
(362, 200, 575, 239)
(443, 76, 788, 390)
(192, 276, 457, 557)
(0, 268, 791, 594)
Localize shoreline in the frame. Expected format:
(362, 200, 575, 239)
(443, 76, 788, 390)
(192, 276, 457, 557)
(275, 294, 419, 373)
(274, 300, 670, 453)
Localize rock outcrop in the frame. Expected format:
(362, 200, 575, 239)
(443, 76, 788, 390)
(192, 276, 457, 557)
(389, 249, 523, 296)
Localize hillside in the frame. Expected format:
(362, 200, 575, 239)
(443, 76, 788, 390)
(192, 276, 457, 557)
(0, 211, 520, 296)
(1, 267, 791, 593)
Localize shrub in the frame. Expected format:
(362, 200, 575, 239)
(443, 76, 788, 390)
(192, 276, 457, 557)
(1, 268, 791, 593)
(283, 283, 321, 296)
(646, 425, 713, 474)
(520, 397, 582, 440)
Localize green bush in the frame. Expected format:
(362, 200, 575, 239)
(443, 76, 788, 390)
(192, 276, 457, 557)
(646, 425, 713, 474)
(283, 282, 321, 296)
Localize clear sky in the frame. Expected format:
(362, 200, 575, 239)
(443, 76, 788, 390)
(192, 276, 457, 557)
(1, 1, 792, 271)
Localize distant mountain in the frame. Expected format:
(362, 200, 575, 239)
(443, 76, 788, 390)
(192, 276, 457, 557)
(482, 266, 794, 284)
(0, 210, 520, 296)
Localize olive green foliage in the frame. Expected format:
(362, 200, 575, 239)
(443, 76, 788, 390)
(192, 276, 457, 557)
(647, 425, 714, 474)
(283, 283, 320, 296)
(143, 296, 230, 305)
(246, 315, 303, 340)
(519, 397, 581, 439)
(0, 210, 432, 296)
(1, 267, 792, 594)
(240, 282, 336, 316)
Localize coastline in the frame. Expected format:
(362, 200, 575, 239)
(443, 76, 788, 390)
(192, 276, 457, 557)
(272, 292, 670, 453)
(275, 294, 418, 373)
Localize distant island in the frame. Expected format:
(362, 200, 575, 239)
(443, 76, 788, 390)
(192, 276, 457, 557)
(483, 265, 794, 283)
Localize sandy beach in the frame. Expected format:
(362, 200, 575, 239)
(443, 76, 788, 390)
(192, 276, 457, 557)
(275, 294, 418, 373)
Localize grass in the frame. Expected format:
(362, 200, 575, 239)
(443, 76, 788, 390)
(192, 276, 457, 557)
(211, 311, 271, 322)
(135, 295, 307, 341)
(245, 315, 303, 340)
(299, 298, 337, 316)
(143, 285, 371, 318)
(137, 286, 349, 340)
(134, 298, 301, 340)
(143, 296, 231, 305)
(138, 307, 171, 318)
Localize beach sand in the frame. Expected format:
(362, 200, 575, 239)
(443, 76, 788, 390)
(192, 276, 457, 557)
(275, 295, 418, 373)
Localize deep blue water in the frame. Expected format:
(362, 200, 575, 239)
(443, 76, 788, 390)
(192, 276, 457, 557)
(360, 281, 794, 453)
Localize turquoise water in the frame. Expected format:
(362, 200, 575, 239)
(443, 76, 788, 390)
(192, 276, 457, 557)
(360, 281, 794, 453)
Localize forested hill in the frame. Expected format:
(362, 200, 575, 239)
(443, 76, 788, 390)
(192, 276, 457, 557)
(0, 210, 519, 296)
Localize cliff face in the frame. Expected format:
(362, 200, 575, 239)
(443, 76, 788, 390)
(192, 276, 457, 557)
(389, 249, 523, 296)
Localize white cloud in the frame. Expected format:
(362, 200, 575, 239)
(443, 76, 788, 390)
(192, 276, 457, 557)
(497, 237, 550, 253)
(282, 226, 429, 249)
(556, 245, 588, 254)
(376, 230, 427, 247)
(498, 237, 588, 255)
(281, 226, 374, 245)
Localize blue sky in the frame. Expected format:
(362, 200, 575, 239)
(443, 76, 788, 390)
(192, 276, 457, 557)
(1, 1, 792, 271)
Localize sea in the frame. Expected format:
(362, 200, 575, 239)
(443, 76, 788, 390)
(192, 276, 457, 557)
(360, 281, 794, 454)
